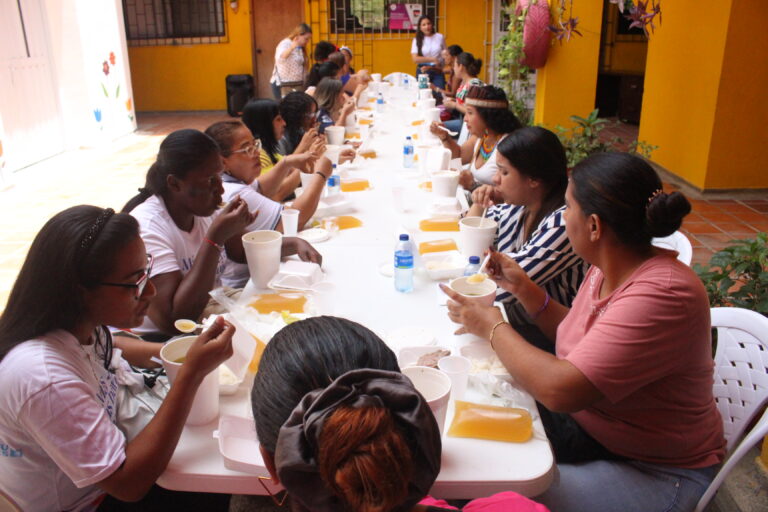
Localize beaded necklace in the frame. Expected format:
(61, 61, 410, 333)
(479, 135, 500, 161)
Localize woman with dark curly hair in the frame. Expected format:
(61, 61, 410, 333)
(276, 91, 321, 157)
(431, 84, 522, 189)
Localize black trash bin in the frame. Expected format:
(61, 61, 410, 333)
(225, 74, 254, 117)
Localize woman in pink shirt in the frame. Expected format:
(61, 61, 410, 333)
(443, 152, 725, 512)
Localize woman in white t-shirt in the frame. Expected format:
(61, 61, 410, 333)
(411, 15, 446, 90)
(123, 129, 321, 337)
(0, 205, 235, 511)
(205, 120, 331, 288)
(430, 85, 522, 188)
(270, 23, 312, 100)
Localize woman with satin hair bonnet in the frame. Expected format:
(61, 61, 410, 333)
(251, 316, 549, 512)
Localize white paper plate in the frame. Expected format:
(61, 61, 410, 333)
(298, 227, 330, 243)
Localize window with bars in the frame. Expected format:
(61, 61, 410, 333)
(122, 0, 226, 46)
(330, 1, 439, 34)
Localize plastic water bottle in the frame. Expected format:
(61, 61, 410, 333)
(326, 175, 340, 196)
(403, 136, 414, 168)
(464, 256, 481, 276)
(376, 92, 384, 113)
(394, 234, 414, 293)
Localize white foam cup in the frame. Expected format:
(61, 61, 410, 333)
(448, 276, 498, 307)
(160, 336, 219, 425)
(242, 230, 282, 289)
(425, 107, 441, 124)
(458, 216, 497, 258)
(325, 126, 345, 145)
(280, 208, 299, 236)
(437, 355, 471, 401)
(323, 144, 342, 165)
(418, 89, 433, 100)
(299, 171, 315, 191)
(418, 98, 436, 110)
(431, 170, 460, 198)
(402, 366, 452, 435)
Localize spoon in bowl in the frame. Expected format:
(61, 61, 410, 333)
(174, 318, 204, 333)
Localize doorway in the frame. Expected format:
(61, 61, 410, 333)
(0, 0, 64, 172)
(595, 0, 648, 125)
(251, 0, 305, 98)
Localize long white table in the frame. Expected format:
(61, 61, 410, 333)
(157, 83, 554, 499)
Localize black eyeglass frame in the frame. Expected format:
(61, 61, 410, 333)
(99, 254, 154, 298)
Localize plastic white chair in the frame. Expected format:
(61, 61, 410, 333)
(694, 307, 768, 512)
(652, 230, 693, 265)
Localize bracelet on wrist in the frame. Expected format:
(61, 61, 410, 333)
(489, 320, 507, 350)
(531, 292, 551, 320)
(204, 237, 224, 251)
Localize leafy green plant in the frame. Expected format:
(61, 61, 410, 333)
(494, 1, 534, 125)
(694, 233, 768, 316)
(553, 109, 658, 167)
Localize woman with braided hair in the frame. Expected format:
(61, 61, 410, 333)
(0, 205, 234, 511)
(251, 316, 548, 512)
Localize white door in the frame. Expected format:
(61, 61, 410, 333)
(0, 0, 64, 172)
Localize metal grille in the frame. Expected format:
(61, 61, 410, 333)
(329, 0, 440, 35)
(123, 0, 228, 47)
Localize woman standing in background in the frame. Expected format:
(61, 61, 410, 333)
(410, 15, 446, 89)
(270, 23, 312, 100)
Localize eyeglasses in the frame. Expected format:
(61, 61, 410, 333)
(230, 139, 262, 158)
(100, 254, 154, 299)
(304, 110, 320, 120)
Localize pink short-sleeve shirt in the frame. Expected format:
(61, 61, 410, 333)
(556, 253, 725, 467)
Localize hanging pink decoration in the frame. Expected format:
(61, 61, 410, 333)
(518, 0, 552, 69)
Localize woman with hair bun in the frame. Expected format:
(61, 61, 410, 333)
(0, 205, 234, 511)
(431, 85, 522, 189)
(251, 316, 548, 512)
(443, 152, 726, 512)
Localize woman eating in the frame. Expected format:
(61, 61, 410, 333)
(270, 23, 312, 99)
(251, 316, 548, 512)
(0, 205, 234, 511)
(205, 120, 331, 288)
(276, 91, 322, 157)
(410, 14, 446, 89)
(430, 85, 522, 188)
(123, 129, 321, 337)
(314, 77, 356, 134)
(241, 98, 325, 202)
(441, 51, 484, 134)
(466, 126, 587, 351)
(443, 152, 725, 511)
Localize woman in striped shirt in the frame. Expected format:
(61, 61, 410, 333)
(467, 126, 587, 351)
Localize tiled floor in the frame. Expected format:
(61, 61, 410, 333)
(0, 112, 765, 309)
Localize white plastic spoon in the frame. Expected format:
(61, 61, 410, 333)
(174, 319, 203, 333)
(436, 125, 458, 137)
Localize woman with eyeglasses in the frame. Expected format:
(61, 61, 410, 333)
(205, 120, 331, 288)
(0, 205, 235, 511)
(123, 129, 322, 338)
(276, 92, 323, 160)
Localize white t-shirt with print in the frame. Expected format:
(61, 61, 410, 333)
(221, 180, 282, 287)
(0, 329, 125, 512)
(130, 195, 226, 334)
(410, 33, 446, 61)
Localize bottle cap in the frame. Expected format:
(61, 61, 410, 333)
(406, 136, 412, 140)
(469, 256, 480, 264)
(399, 234, 409, 241)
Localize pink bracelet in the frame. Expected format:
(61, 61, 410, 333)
(532, 292, 550, 319)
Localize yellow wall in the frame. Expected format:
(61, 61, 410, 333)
(534, 0, 604, 128)
(128, 2, 253, 111)
(705, 1, 768, 189)
(638, 1, 731, 189)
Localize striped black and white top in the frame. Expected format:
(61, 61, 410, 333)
(486, 204, 589, 325)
